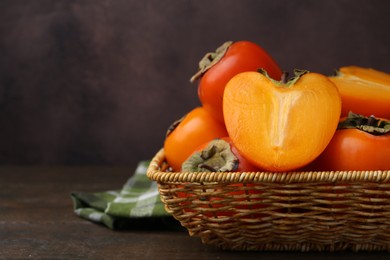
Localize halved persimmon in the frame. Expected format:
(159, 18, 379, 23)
(329, 66, 390, 118)
(223, 70, 342, 172)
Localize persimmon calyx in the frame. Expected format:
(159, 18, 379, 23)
(190, 41, 233, 83)
(338, 112, 390, 135)
(258, 68, 309, 87)
(165, 115, 185, 138)
(181, 139, 238, 172)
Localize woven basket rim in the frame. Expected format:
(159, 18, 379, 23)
(147, 149, 390, 184)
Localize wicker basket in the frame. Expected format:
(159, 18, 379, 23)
(147, 148, 390, 252)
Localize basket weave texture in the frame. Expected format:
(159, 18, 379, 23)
(147, 149, 390, 252)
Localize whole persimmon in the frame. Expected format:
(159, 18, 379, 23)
(163, 107, 228, 171)
(191, 40, 282, 123)
(308, 112, 390, 171)
(223, 70, 342, 172)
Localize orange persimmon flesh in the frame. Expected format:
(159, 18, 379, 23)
(223, 71, 342, 172)
(329, 66, 390, 118)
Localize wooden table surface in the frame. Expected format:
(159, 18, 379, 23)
(1, 166, 389, 260)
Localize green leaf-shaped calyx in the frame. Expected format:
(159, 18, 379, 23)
(181, 139, 238, 172)
(338, 112, 390, 135)
(190, 41, 233, 83)
(258, 68, 309, 87)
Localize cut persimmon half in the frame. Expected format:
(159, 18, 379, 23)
(329, 66, 390, 118)
(223, 70, 342, 172)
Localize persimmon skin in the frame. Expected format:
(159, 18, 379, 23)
(223, 71, 342, 172)
(309, 129, 390, 171)
(329, 66, 390, 118)
(197, 41, 282, 123)
(222, 138, 260, 172)
(164, 107, 228, 171)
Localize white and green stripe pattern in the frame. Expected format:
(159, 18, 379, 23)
(71, 160, 171, 229)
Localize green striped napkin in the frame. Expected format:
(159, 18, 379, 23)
(71, 160, 177, 230)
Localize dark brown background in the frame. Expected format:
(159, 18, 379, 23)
(1, 0, 389, 166)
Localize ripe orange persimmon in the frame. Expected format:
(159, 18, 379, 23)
(329, 66, 390, 118)
(191, 41, 282, 123)
(223, 70, 342, 172)
(308, 113, 390, 171)
(163, 107, 228, 171)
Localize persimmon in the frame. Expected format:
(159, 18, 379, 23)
(191, 41, 282, 123)
(308, 112, 390, 171)
(223, 70, 342, 172)
(163, 107, 228, 171)
(329, 66, 390, 118)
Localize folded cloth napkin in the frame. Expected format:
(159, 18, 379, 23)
(71, 160, 178, 230)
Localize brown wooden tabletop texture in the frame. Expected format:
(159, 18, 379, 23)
(1, 166, 389, 259)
